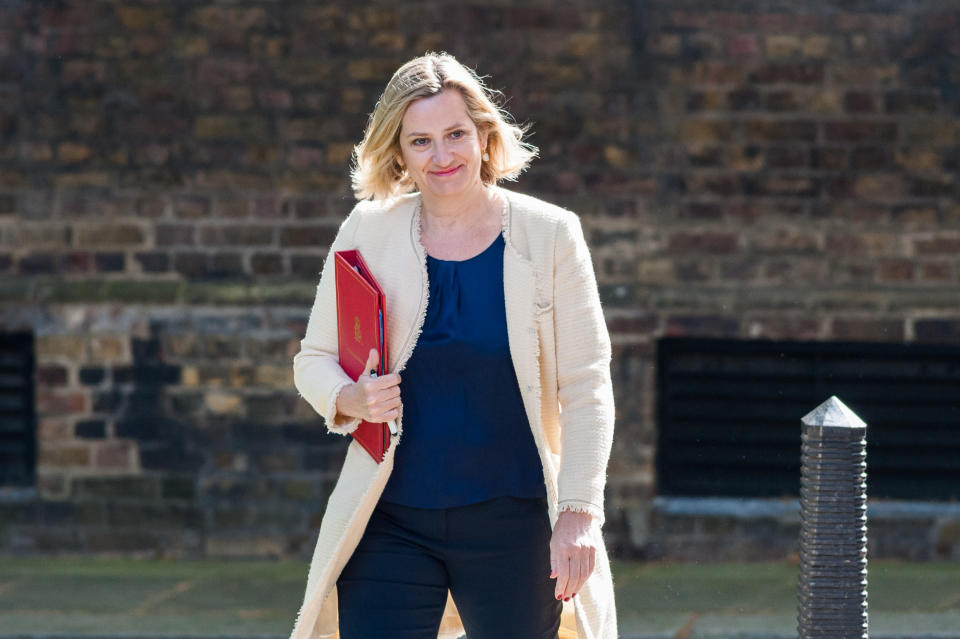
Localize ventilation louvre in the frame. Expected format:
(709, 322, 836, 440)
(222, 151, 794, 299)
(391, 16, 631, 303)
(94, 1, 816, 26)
(0, 332, 35, 487)
(656, 338, 960, 499)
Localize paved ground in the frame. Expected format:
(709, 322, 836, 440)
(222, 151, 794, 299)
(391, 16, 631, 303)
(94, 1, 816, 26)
(0, 556, 958, 638)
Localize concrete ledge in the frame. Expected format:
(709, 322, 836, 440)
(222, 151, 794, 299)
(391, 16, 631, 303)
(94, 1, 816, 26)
(653, 496, 960, 519)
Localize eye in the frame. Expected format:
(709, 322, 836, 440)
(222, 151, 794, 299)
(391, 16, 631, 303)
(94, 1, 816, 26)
(412, 137, 429, 147)
(450, 129, 465, 140)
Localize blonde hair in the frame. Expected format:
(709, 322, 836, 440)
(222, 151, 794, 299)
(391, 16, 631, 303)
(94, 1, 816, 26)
(351, 52, 539, 201)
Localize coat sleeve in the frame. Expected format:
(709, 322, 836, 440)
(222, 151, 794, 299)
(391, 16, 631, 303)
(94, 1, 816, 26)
(553, 212, 615, 525)
(292, 205, 365, 436)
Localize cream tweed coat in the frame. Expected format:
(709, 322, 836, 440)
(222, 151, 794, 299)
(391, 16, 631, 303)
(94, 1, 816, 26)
(290, 185, 617, 639)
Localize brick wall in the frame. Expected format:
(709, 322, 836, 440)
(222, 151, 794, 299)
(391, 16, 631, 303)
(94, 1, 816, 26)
(1, 0, 959, 559)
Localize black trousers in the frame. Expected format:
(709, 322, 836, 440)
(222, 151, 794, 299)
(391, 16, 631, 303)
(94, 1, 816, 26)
(336, 495, 563, 639)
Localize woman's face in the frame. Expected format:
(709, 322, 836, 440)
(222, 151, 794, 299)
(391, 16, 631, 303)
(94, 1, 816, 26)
(398, 88, 487, 201)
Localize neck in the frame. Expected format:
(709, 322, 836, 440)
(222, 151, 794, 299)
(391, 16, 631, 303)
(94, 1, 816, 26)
(419, 184, 495, 234)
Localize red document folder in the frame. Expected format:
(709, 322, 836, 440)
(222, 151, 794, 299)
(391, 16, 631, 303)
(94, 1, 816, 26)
(333, 249, 392, 463)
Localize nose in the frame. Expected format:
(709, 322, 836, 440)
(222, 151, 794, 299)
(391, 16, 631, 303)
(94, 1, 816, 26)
(432, 140, 453, 167)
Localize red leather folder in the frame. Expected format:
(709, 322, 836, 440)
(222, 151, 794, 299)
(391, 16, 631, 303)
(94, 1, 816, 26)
(333, 249, 392, 463)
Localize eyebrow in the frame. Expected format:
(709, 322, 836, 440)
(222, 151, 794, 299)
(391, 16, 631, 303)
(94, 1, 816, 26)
(405, 122, 467, 138)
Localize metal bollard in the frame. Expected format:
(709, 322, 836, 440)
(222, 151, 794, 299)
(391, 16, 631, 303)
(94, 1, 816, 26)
(797, 396, 869, 639)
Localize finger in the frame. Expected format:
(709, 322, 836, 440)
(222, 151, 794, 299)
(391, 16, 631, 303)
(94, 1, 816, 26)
(575, 554, 591, 596)
(549, 556, 558, 579)
(554, 557, 569, 600)
(365, 348, 379, 374)
(565, 554, 581, 599)
(373, 398, 401, 422)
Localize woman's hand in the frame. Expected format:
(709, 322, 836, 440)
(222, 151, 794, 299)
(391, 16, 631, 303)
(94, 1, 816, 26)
(549, 509, 598, 602)
(335, 348, 402, 423)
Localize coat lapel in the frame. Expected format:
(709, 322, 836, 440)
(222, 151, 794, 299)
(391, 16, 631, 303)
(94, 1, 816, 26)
(499, 190, 542, 433)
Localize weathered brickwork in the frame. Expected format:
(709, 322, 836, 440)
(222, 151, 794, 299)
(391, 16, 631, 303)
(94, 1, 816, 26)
(1, 0, 959, 560)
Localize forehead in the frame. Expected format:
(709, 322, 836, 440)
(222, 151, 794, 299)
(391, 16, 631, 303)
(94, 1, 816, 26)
(401, 88, 471, 132)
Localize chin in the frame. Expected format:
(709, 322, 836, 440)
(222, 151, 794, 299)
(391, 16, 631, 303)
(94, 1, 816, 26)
(424, 173, 475, 198)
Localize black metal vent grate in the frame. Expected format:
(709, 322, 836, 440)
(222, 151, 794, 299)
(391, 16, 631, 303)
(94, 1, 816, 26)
(0, 332, 35, 487)
(656, 338, 960, 500)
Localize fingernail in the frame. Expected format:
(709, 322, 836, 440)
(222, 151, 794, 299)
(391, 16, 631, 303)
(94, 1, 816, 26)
(556, 594, 562, 600)
(564, 597, 570, 601)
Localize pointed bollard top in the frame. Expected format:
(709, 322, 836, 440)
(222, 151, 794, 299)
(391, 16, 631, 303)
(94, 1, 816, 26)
(802, 396, 866, 430)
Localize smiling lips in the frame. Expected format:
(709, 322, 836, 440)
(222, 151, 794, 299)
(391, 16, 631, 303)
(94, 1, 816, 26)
(431, 165, 461, 177)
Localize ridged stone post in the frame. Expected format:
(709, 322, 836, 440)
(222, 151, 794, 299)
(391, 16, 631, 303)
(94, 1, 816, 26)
(797, 396, 869, 639)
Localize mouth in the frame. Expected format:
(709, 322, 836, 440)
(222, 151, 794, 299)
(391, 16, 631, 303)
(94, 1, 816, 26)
(431, 165, 461, 177)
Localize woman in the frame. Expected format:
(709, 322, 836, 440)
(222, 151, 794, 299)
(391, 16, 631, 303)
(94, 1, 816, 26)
(290, 52, 616, 639)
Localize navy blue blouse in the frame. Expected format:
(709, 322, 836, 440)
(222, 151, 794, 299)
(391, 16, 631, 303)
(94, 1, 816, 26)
(379, 231, 547, 508)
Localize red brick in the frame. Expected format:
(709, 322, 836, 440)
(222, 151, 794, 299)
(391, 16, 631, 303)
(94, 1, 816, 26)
(36, 390, 87, 416)
(174, 196, 210, 219)
(744, 119, 817, 142)
(251, 253, 284, 276)
(156, 224, 194, 246)
(199, 225, 274, 246)
(832, 318, 904, 341)
(850, 147, 890, 170)
(213, 198, 250, 218)
(37, 417, 71, 441)
(681, 202, 724, 220)
(919, 262, 952, 282)
(853, 175, 904, 200)
(665, 315, 740, 338)
(877, 259, 915, 282)
(824, 120, 898, 142)
(741, 174, 817, 197)
(687, 61, 744, 85)
(750, 229, 820, 253)
(764, 258, 830, 282)
(608, 313, 658, 335)
(75, 224, 146, 248)
(669, 11, 748, 30)
(844, 91, 878, 113)
(725, 34, 761, 57)
(174, 252, 208, 277)
(188, 6, 267, 33)
(38, 444, 91, 468)
(908, 175, 955, 198)
(137, 197, 167, 218)
(36, 365, 68, 386)
(894, 148, 941, 172)
(749, 62, 823, 84)
(811, 147, 847, 170)
(764, 90, 801, 112)
(745, 316, 823, 340)
(885, 91, 939, 114)
(892, 206, 939, 226)
(751, 13, 827, 31)
(253, 197, 283, 219)
(685, 173, 740, 196)
(728, 88, 761, 111)
(834, 12, 908, 33)
(669, 231, 739, 253)
(95, 441, 136, 470)
(914, 235, 960, 255)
